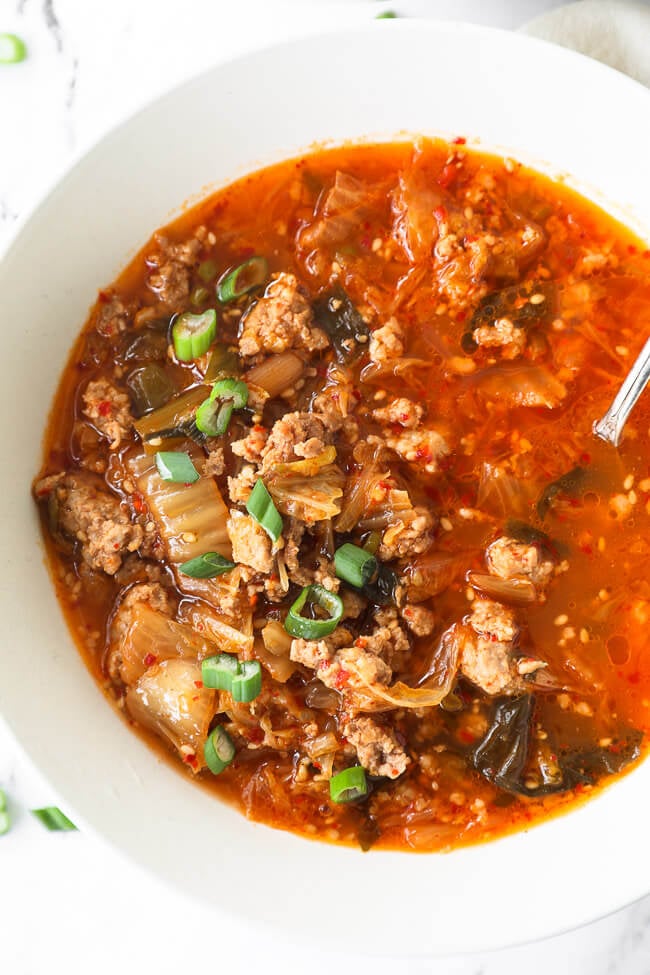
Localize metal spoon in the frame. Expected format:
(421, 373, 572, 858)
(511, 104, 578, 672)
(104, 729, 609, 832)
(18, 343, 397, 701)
(593, 336, 650, 447)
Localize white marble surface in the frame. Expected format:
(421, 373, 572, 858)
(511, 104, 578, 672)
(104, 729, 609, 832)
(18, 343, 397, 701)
(2, 0, 650, 971)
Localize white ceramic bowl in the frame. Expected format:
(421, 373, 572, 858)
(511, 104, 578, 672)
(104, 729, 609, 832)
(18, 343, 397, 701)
(2, 21, 650, 957)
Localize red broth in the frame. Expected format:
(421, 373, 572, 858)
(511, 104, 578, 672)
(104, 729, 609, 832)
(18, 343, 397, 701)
(35, 140, 650, 851)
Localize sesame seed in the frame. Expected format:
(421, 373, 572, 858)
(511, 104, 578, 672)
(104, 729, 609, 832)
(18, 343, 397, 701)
(145, 522, 156, 533)
(616, 345, 629, 356)
(628, 490, 638, 504)
(371, 237, 383, 252)
(599, 588, 610, 601)
(597, 536, 606, 552)
(440, 517, 453, 532)
(639, 478, 650, 492)
(529, 293, 546, 305)
(504, 157, 515, 173)
(575, 701, 593, 717)
(580, 628, 590, 644)
(465, 587, 475, 602)
(623, 474, 635, 490)
(554, 613, 569, 626)
(562, 626, 576, 641)
(599, 737, 612, 748)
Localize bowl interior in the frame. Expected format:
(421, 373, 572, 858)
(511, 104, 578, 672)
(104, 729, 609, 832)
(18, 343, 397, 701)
(1, 21, 650, 955)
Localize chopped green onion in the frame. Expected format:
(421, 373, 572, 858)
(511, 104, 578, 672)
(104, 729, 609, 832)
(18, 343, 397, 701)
(172, 309, 217, 362)
(202, 654, 262, 702)
(196, 396, 233, 436)
(335, 543, 378, 589)
(232, 660, 262, 703)
(178, 552, 236, 579)
(217, 256, 269, 303)
(202, 652, 240, 691)
(154, 450, 199, 483)
(0, 789, 9, 836)
(190, 285, 210, 307)
(329, 767, 368, 803)
(284, 584, 344, 639)
(31, 807, 77, 831)
(198, 259, 217, 283)
(0, 33, 27, 63)
(204, 725, 235, 775)
(246, 479, 283, 542)
(211, 378, 249, 409)
(362, 531, 381, 556)
(195, 378, 248, 437)
(376, 10, 398, 19)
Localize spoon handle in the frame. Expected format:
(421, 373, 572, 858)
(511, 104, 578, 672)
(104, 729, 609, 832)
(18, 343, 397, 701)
(593, 336, 650, 447)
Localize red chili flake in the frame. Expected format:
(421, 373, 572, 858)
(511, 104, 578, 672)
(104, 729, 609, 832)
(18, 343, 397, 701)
(415, 448, 433, 462)
(452, 136, 467, 145)
(399, 413, 410, 423)
(579, 451, 591, 465)
(351, 388, 362, 401)
(183, 753, 198, 768)
(643, 250, 650, 259)
(132, 493, 146, 514)
(334, 670, 349, 689)
(628, 244, 638, 255)
(437, 164, 457, 190)
(458, 729, 475, 744)
(360, 236, 371, 249)
(113, 542, 120, 550)
(433, 205, 447, 222)
(97, 400, 112, 417)
(580, 544, 593, 556)
(355, 637, 366, 649)
(194, 680, 203, 689)
(97, 290, 110, 304)
(313, 761, 322, 770)
(144, 653, 158, 667)
(628, 671, 641, 685)
(378, 480, 392, 491)
(247, 728, 264, 744)
(456, 309, 467, 323)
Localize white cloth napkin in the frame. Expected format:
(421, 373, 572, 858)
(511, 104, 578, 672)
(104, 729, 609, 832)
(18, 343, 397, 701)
(521, 0, 650, 86)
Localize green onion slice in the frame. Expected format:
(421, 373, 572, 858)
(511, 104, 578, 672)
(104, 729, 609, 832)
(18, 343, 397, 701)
(330, 767, 368, 803)
(0, 789, 9, 836)
(154, 450, 200, 483)
(178, 552, 236, 579)
(232, 660, 262, 703)
(246, 479, 283, 542)
(211, 378, 249, 409)
(202, 652, 240, 691)
(195, 378, 248, 436)
(172, 309, 217, 362)
(376, 11, 398, 19)
(202, 653, 262, 703)
(204, 725, 236, 775)
(31, 806, 78, 831)
(195, 396, 233, 437)
(334, 543, 378, 589)
(284, 584, 344, 640)
(217, 256, 269, 303)
(0, 33, 27, 63)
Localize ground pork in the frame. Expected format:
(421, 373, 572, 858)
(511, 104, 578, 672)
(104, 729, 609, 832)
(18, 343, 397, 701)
(400, 602, 436, 637)
(379, 506, 436, 562)
(372, 397, 423, 429)
(260, 411, 329, 473)
(383, 427, 449, 474)
(227, 465, 257, 505)
(94, 293, 131, 338)
(290, 636, 392, 693)
(312, 364, 356, 433)
(368, 317, 404, 363)
(202, 447, 225, 477)
(146, 233, 202, 309)
(343, 716, 409, 778)
(107, 582, 171, 681)
(82, 378, 134, 450)
(239, 272, 329, 358)
(231, 425, 268, 463)
(472, 317, 527, 359)
(357, 606, 411, 669)
(34, 471, 143, 575)
(486, 536, 555, 588)
(341, 588, 368, 620)
(227, 510, 273, 574)
(458, 599, 525, 695)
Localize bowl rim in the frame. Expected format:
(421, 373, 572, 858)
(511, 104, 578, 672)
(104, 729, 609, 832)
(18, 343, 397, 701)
(2, 18, 650, 956)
